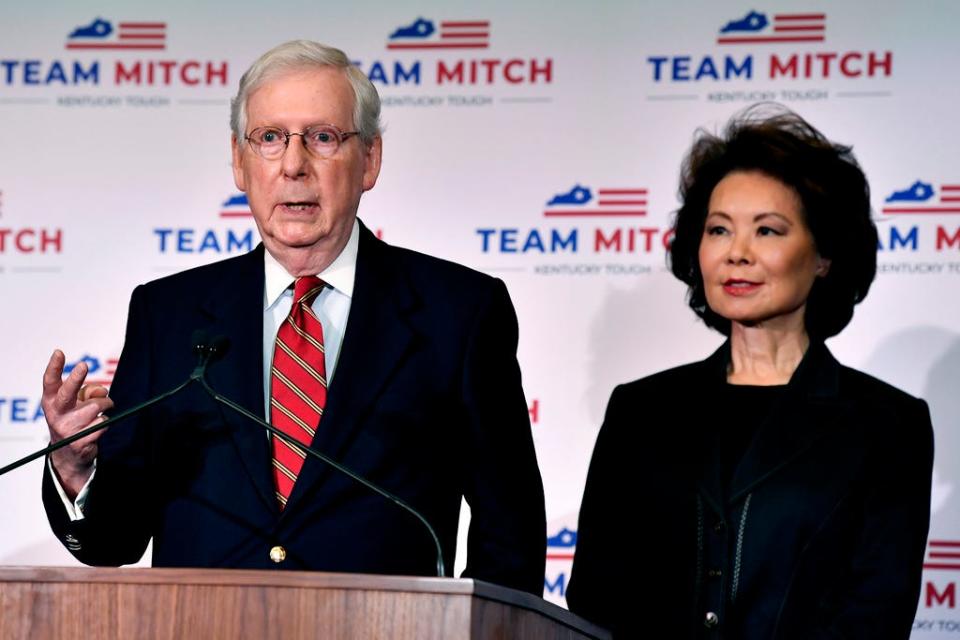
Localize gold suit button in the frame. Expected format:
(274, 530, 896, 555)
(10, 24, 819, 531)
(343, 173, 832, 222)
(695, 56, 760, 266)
(704, 611, 719, 628)
(269, 545, 286, 563)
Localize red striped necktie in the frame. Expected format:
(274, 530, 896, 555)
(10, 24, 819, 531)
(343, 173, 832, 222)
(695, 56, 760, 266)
(270, 276, 327, 510)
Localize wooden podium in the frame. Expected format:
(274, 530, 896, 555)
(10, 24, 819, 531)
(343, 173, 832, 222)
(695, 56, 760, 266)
(0, 567, 609, 639)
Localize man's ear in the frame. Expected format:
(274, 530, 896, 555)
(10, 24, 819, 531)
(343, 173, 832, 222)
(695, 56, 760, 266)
(361, 136, 383, 192)
(231, 134, 247, 192)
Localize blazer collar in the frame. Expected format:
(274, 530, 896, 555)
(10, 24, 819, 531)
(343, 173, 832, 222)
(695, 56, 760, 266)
(696, 340, 848, 509)
(195, 244, 279, 514)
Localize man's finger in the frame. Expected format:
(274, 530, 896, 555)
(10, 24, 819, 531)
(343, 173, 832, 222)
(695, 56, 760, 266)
(49, 397, 115, 442)
(55, 362, 88, 409)
(41, 350, 66, 398)
(79, 384, 109, 402)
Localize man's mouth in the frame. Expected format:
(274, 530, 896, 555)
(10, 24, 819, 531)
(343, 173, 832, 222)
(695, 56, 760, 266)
(280, 201, 317, 212)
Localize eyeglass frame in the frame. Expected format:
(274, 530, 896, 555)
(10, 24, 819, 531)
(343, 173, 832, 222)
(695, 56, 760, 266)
(243, 123, 362, 160)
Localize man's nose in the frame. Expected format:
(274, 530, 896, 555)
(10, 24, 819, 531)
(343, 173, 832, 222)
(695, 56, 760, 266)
(280, 133, 310, 178)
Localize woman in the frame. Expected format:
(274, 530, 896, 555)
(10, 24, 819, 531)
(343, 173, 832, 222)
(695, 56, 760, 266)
(567, 106, 934, 639)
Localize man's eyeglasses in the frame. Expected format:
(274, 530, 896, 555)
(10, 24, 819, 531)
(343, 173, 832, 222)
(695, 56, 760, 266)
(244, 124, 361, 160)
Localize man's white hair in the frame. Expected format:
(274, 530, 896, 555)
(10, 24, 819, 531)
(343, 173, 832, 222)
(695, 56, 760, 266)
(230, 40, 382, 145)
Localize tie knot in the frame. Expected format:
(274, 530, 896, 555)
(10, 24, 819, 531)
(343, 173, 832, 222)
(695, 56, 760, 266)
(292, 276, 325, 305)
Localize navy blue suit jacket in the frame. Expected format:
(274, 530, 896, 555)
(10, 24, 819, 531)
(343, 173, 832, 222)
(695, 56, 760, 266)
(44, 222, 546, 594)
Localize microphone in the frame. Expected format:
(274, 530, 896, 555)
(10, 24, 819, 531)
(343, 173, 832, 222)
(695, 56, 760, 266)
(0, 333, 218, 479)
(191, 340, 447, 578)
(189, 331, 228, 380)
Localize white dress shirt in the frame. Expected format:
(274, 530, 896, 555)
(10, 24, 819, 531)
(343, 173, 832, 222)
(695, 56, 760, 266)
(52, 219, 360, 520)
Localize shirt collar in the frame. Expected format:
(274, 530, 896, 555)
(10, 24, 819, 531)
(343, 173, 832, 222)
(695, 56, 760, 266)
(263, 218, 359, 310)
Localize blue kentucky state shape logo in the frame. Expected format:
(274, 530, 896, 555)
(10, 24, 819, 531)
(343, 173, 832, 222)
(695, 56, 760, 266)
(69, 18, 113, 39)
(389, 18, 436, 39)
(222, 193, 249, 207)
(547, 185, 592, 206)
(885, 180, 934, 203)
(547, 527, 577, 548)
(63, 355, 101, 376)
(720, 10, 769, 33)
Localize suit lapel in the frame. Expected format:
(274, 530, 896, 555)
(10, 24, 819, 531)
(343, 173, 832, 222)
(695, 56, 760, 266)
(727, 341, 848, 504)
(692, 345, 732, 516)
(199, 244, 278, 515)
(284, 223, 417, 511)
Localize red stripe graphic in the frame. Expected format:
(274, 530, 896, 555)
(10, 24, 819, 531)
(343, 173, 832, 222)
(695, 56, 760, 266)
(930, 552, 960, 559)
(544, 210, 647, 217)
(929, 540, 960, 547)
(597, 189, 647, 195)
(387, 42, 488, 50)
(718, 35, 825, 44)
(882, 207, 960, 214)
(774, 25, 825, 32)
(546, 553, 575, 560)
(941, 185, 960, 191)
(66, 43, 165, 49)
(598, 200, 647, 206)
(440, 32, 489, 39)
(220, 211, 253, 218)
(774, 13, 825, 20)
(119, 22, 166, 28)
(441, 21, 489, 28)
(118, 33, 165, 39)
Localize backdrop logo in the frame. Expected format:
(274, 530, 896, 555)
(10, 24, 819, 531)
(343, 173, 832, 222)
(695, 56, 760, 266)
(717, 11, 825, 45)
(544, 525, 577, 599)
(546, 526, 576, 560)
(475, 181, 669, 276)
(875, 179, 960, 274)
(354, 15, 553, 106)
(153, 193, 255, 255)
(66, 17, 167, 51)
(646, 7, 893, 100)
(387, 17, 490, 50)
(883, 181, 960, 215)
(219, 193, 253, 219)
(545, 185, 648, 218)
(925, 540, 960, 573)
(2, 18, 228, 98)
(64, 354, 118, 388)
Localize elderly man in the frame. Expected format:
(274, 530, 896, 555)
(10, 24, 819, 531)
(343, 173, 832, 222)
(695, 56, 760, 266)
(41, 40, 546, 594)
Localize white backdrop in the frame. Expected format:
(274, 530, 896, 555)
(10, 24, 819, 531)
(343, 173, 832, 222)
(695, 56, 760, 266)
(2, 1, 959, 635)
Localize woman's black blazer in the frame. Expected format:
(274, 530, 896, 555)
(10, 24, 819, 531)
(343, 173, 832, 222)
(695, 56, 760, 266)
(567, 341, 933, 639)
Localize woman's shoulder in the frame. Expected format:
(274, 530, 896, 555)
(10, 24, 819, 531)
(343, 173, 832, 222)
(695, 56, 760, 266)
(836, 363, 928, 413)
(607, 359, 712, 409)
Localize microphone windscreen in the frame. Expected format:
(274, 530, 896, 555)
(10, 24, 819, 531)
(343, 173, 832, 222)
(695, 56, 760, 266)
(209, 335, 230, 360)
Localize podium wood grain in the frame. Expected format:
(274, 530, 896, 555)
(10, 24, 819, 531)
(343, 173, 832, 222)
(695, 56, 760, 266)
(0, 567, 609, 639)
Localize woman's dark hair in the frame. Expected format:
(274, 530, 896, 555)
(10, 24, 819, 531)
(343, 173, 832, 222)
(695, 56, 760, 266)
(668, 104, 878, 340)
